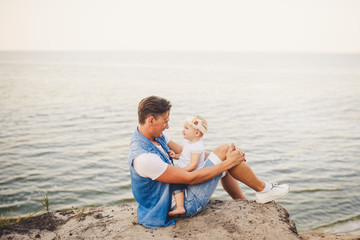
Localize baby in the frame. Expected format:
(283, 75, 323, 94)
(168, 115, 208, 216)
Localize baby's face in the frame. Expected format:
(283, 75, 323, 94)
(182, 122, 198, 141)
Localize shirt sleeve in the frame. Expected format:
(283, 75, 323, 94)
(163, 132, 171, 144)
(133, 153, 169, 180)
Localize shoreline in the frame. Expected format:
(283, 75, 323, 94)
(2, 200, 360, 240)
(299, 231, 360, 240)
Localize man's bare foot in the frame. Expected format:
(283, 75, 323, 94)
(168, 207, 186, 216)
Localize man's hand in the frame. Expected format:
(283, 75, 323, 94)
(225, 144, 246, 168)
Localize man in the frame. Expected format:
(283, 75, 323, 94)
(128, 96, 289, 229)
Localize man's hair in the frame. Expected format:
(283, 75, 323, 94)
(138, 96, 172, 124)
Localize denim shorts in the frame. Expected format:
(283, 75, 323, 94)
(173, 156, 223, 217)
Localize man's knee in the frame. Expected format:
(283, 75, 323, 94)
(213, 144, 230, 161)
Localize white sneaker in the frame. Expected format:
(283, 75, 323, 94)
(255, 183, 289, 203)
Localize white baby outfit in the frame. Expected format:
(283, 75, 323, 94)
(178, 139, 205, 171)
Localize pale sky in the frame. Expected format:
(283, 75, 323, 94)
(0, 0, 359, 53)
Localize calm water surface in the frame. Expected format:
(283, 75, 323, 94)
(0, 52, 359, 234)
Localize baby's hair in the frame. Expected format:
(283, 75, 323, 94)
(195, 115, 207, 133)
(186, 115, 208, 136)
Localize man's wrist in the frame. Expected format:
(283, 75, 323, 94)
(218, 160, 231, 171)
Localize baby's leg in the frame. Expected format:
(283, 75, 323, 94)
(169, 192, 186, 216)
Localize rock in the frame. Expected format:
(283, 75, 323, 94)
(0, 200, 339, 240)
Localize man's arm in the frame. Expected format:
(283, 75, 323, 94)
(156, 148, 244, 185)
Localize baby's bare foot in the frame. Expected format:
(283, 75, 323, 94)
(168, 207, 186, 216)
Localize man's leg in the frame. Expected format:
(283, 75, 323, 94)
(221, 173, 247, 200)
(213, 144, 265, 192)
(227, 162, 266, 192)
(213, 144, 289, 203)
(181, 161, 223, 217)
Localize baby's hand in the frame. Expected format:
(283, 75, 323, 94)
(168, 150, 176, 158)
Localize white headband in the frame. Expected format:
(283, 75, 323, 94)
(185, 116, 207, 135)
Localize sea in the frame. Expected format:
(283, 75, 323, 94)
(0, 51, 359, 234)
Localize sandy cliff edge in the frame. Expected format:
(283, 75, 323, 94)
(1, 200, 359, 240)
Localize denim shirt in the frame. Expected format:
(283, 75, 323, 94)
(128, 127, 175, 229)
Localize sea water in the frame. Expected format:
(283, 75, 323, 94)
(0, 51, 359, 234)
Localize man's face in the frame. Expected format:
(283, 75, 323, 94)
(152, 111, 170, 138)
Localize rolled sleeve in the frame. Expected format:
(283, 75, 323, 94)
(133, 153, 169, 180)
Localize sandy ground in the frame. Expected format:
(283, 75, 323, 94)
(1, 200, 360, 240)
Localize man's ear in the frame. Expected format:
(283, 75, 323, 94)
(147, 116, 155, 126)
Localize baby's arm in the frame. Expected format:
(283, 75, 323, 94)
(168, 140, 183, 154)
(183, 153, 201, 172)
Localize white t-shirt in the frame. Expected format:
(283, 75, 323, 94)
(132, 133, 171, 180)
(178, 139, 205, 170)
